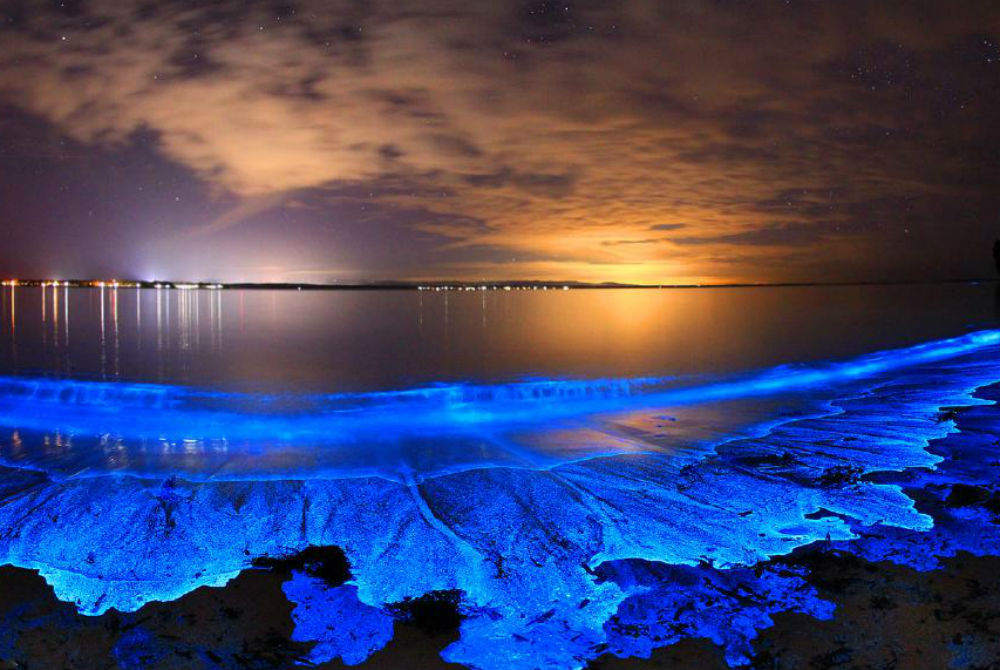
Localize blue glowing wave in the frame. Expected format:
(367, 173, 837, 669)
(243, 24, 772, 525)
(0, 329, 995, 442)
(0, 330, 997, 483)
(0, 331, 998, 669)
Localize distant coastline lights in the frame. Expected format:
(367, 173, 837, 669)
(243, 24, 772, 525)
(2, 280, 573, 291)
(2, 280, 224, 290)
(417, 285, 571, 291)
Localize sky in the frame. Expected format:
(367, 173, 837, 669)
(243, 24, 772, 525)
(0, 0, 998, 284)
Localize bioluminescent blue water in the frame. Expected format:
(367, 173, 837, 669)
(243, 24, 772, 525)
(0, 330, 999, 668)
(0, 330, 996, 483)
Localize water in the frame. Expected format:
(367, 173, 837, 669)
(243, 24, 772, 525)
(1, 283, 999, 669)
(0, 283, 995, 482)
(0, 283, 995, 391)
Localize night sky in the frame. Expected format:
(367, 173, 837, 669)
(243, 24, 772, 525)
(0, 1, 998, 284)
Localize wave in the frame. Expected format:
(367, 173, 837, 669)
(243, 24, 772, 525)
(0, 330, 995, 429)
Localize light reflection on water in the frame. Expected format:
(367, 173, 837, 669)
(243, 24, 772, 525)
(0, 286, 998, 670)
(0, 283, 996, 393)
(0, 329, 996, 482)
(0, 283, 997, 479)
(3, 284, 229, 383)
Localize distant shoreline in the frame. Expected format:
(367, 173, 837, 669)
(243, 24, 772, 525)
(0, 277, 996, 291)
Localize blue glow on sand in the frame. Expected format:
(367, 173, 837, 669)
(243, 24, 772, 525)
(282, 572, 395, 666)
(0, 330, 998, 669)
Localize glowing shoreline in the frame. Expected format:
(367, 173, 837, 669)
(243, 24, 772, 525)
(0, 330, 995, 472)
(0, 333, 998, 669)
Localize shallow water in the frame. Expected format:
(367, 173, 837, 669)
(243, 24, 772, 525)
(0, 283, 995, 482)
(1, 283, 996, 390)
(0, 330, 996, 483)
(0, 284, 998, 669)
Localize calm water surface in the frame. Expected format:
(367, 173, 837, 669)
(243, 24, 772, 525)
(0, 284, 996, 391)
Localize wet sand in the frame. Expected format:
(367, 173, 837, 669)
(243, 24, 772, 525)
(1, 382, 998, 669)
(2, 548, 999, 669)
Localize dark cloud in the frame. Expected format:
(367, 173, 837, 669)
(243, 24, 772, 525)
(425, 133, 483, 158)
(0, 0, 996, 282)
(511, 171, 576, 197)
(461, 168, 576, 197)
(672, 223, 845, 248)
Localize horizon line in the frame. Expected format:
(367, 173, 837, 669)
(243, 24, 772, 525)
(1, 276, 997, 291)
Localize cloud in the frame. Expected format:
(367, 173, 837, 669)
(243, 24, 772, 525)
(0, 0, 997, 282)
(672, 222, 843, 247)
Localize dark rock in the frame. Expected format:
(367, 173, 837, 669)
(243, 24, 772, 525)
(388, 591, 465, 636)
(251, 545, 351, 586)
